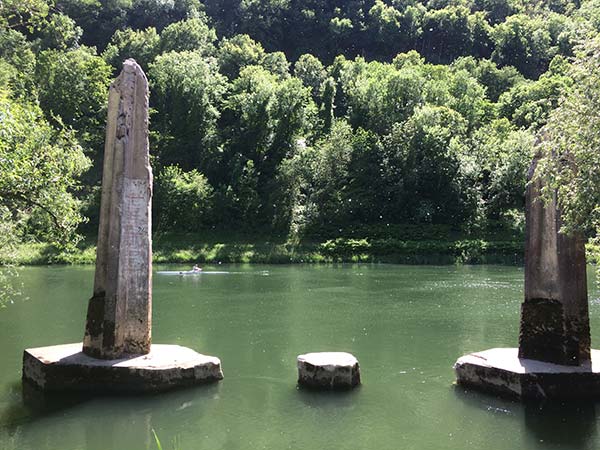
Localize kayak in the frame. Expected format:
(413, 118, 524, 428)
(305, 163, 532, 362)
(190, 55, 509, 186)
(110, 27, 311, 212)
(156, 270, 230, 275)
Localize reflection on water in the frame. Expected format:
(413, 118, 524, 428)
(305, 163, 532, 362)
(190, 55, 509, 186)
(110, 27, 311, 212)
(296, 384, 362, 410)
(18, 382, 90, 425)
(452, 384, 520, 415)
(454, 379, 599, 450)
(524, 402, 597, 448)
(1, 264, 600, 450)
(3, 381, 223, 450)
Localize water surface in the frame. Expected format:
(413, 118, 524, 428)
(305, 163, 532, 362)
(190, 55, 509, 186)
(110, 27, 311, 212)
(1, 264, 599, 450)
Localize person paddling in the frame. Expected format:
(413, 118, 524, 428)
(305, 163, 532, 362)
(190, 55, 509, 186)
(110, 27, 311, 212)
(192, 264, 202, 272)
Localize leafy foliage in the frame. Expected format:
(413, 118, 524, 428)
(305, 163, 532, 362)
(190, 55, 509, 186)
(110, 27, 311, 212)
(537, 37, 600, 237)
(0, 89, 90, 250)
(149, 50, 227, 171)
(103, 27, 161, 70)
(35, 47, 112, 159)
(160, 17, 217, 54)
(3, 0, 598, 262)
(154, 165, 214, 231)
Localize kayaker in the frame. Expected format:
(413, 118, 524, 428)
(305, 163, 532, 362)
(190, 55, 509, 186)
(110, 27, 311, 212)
(192, 264, 202, 272)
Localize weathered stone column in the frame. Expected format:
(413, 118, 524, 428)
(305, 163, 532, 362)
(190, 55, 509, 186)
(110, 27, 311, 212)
(518, 155, 590, 366)
(454, 151, 600, 400)
(22, 59, 223, 392)
(83, 59, 153, 359)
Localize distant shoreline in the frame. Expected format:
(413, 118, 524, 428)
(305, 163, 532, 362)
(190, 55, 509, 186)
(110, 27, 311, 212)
(1, 236, 528, 266)
(8, 233, 599, 267)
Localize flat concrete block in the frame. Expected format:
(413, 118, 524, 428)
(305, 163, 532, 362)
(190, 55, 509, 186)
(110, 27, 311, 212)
(23, 343, 223, 393)
(454, 348, 600, 400)
(297, 352, 360, 389)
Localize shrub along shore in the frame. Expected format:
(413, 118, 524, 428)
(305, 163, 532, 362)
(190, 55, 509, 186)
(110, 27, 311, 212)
(0, 233, 530, 266)
(7, 220, 600, 266)
(9, 232, 600, 266)
(7, 234, 600, 266)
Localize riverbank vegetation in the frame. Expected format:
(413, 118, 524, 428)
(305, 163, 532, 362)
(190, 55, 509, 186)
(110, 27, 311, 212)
(1, 0, 600, 266)
(3, 231, 526, 265)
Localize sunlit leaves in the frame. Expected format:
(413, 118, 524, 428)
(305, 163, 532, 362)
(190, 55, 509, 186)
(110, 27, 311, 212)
(103, 27, 161, 70)
(154, 165, 215, 231)
(35, 47, 112, 147)
(537, 37, 600, 236)
(217, 34, 265, 79)
(149, 50, 227, 170)
(160, 17, 217, 54)
(0, 0, 50, 32)
(0, 90, 90, 249)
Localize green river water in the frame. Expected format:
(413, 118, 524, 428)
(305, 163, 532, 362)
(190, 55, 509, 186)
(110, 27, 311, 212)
(1, 264, 600, 450)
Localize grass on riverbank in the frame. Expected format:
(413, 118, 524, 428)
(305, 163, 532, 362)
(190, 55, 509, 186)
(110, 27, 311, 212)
(9, 226, 599, 266)
(1, 231, 528, 266)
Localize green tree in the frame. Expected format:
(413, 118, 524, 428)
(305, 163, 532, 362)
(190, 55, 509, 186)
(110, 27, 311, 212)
(368, 0, 403, 56)
(103, 27, 161, 70)
(0, 0, 50, 31)
(222, 65, 315, 228)
(473, 0, 523, 25)
(536, 37, 600, 237)
(238, 0, 290, 52)
(319, 77, 336, 133)
(149, 50, 227, 173)
(340, 58, 426, 134)
(382, 105, 476, 224)
(203, 0, 241, 37)
(262, 51, 290, 79)
(576, 0, 600, 32)
(471, 118, 534, 224)
(497, 67, 572, 128)
(345, 129, 387, 225)
(0, 30, 37, 99)
(127, 0, 204, 31)
(214, 158, 261, 229)
(447, 68, 493, 129)
(491, 14, 553, 78)
(286, 120, 355, 235)
(160, 17, 217, 54)
(294, 53, 326, 100)
(0, 89, 90, 250)
(154, 165, 215, 231)
(56, 0, 132, 49)
(35, 47, 113, 159)
(421, 7, 490, 63)
(217, 34, 266, 79)
(452, 56, 524, 101)
(36, 13, 82, 50)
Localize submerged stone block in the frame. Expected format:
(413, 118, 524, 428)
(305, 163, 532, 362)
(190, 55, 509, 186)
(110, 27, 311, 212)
(454, 348, 600, 400)
(297, 352, 361, 389)
(23, 343, 223, 392)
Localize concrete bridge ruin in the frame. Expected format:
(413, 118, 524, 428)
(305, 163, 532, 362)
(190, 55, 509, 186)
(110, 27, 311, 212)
(22, 60, 223, 392)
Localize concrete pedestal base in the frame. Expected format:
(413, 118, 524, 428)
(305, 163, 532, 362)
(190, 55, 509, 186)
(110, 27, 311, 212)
(23, 343, 223, 392)
(297, 352, 360, 389)
(454, 348, 600, 400)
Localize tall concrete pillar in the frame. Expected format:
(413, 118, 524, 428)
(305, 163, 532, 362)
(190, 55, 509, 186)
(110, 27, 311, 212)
(454, 152, 599, 400)
(83, 59, 153, 359)
(518, 154, 590, 365)
(23, 59, 222, 392)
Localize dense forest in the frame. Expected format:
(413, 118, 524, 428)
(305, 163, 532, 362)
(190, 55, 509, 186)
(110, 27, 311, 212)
(1, 0, 600, 258)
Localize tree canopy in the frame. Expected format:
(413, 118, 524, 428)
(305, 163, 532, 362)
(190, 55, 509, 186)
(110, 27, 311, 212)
(536, 37, 600, 238)
(1, 0, 599, 257)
